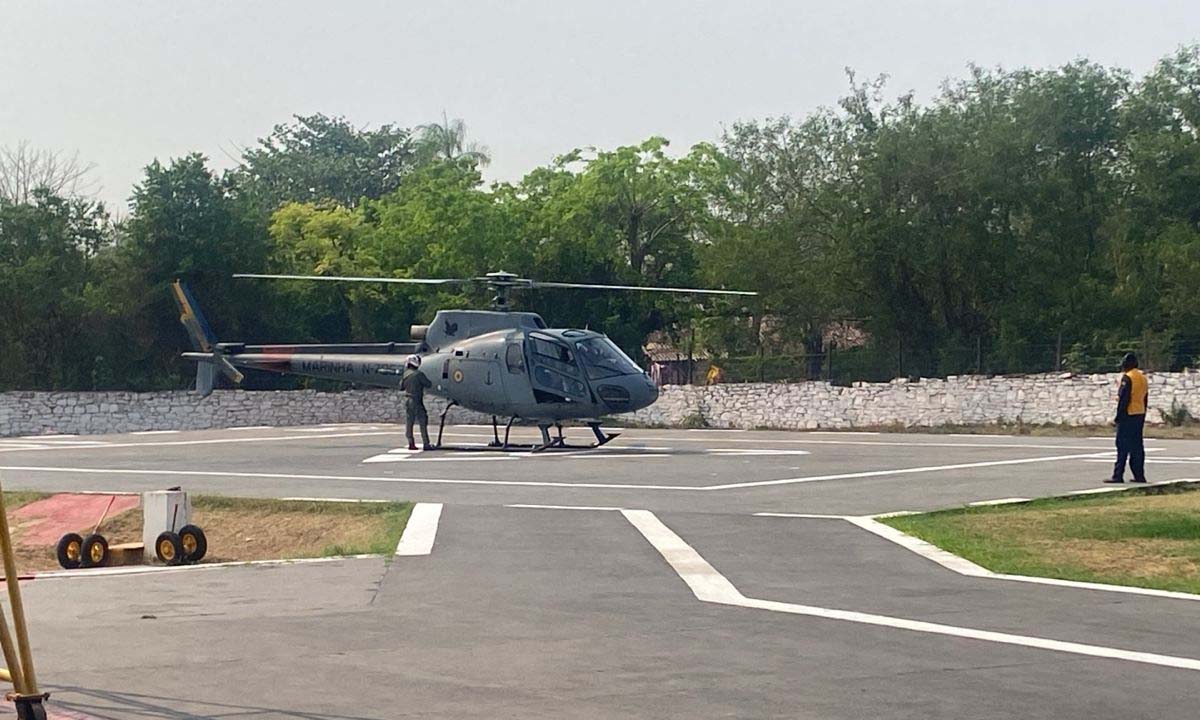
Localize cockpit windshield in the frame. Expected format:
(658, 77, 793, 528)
(576, 337, 642, 379)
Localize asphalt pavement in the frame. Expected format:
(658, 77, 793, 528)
(0, 423, 1198, 719)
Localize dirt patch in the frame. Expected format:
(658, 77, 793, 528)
(7, 493, 411, 574)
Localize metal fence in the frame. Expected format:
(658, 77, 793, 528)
(685, 335, 1200, 385)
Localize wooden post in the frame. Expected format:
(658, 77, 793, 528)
(0, 472, 36, 696)
(687, 323, 695, 386)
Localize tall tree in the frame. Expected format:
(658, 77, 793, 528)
(230, 113, 417, 210)
(94, 154, 268, 388)
(0, 191, 110, 389)
(415, 113, 491, 167)
(0, 142, 97, 204)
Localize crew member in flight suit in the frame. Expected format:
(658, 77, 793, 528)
(401, 354, 433, 451)
(1105, 352, 1149, 484)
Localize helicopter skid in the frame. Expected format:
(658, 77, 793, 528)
(430, 433, 620, 454)
(433, 408, 620, 453)
(528, 429, 621, 454)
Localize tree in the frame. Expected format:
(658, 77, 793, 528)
(93, 154, 269, 388)
(694, 114, 855, 376)
(415, 113, 491, 167)
(0, 141, 97, 204)
(229, 114, 417, 210)
(0, 190, 111, 389)
(513, 138, 708, 354)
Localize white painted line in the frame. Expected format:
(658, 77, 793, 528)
(20, 434, 77, 439)
(967, 497, 1031, 507)
(622, 509, 744, 604)
(624, 509, 1200, 671)
(871, 510, 919, 518)
(394, 502, 443, 556)
(279, 497, 390, 503)
(705, 452, 1112, 490)
(0, 430, 406, 453)
(20, 553, 383, 580)
(847, 516, 992, 576)
(131, 430, 180, 435)
(854, 515, 1200, 602)
(442, 431, 1113, 452)
(1066, 486, 1132, 496)
(506, 504, 623, 511)
(985, 572, 1200, 601)
(362, 453, 520, 463)
(753, 512, 851, 519)
(566, 453, 673, 460)
(0, 454, 1121, 492)
(707, 449, 812, 456)
(0, 465, 705, 491)
(1083, 458, 1200, 464)
(738, 597, 1200, 671)
(612, 445, 673, 451)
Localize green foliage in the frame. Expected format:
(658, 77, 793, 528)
(230, 113, 416, 210)
(0, 191, 111, 389)
(5, 48, 1200, 391)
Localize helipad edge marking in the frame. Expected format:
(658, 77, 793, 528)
(395, 503, 443, 556)
(967, 497, 1031, 507)
(623, 509, 1200, 671)
(705, 451, 1112, 490)
(851, 514, 1200, 602)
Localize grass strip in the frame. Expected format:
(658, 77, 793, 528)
(882, 484, 1200, 595)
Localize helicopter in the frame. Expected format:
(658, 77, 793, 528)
(171, 271, 755, 451)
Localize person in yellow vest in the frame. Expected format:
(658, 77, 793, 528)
(1105, 352, 1149, 484)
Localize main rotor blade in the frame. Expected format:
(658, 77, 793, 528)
(531, 280, 757, 296)
(233, 273, 467, 285)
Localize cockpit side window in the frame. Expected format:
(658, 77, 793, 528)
(532, 337, 574, 365)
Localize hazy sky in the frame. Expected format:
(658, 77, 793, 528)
(3, 1, 1198, 211)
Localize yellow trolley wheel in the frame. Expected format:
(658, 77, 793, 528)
(56, 532, 84, 570)
(155, 531, 185, 566)
(178, 524, 207, 564)
(79, 533, 109, 568)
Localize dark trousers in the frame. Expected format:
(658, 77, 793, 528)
(405, 400, 430, 447)
(1112, 415, 1146, 481)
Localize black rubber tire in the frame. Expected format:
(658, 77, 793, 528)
(56, 533, 84, 570)
(79, 533, 109, 568)
(178, 524, 207, 563)
(154, 531, 185, 566)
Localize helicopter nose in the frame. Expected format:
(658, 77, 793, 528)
(634, 373, 660, 410)
(596, 373, 659, 414)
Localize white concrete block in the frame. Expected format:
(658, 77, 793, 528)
(142, 490, 192, 562)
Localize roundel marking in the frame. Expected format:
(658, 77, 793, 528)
(452, 369, 464, 382)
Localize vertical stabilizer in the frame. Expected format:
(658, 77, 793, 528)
(171, 280, 217, 352)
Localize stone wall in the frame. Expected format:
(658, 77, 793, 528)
(0, 390, 490, 437)
(624, 372, 1200, 430)
(3, 371, 1198, 437)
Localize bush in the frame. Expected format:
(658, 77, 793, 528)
(1163, 399, 1195, 427)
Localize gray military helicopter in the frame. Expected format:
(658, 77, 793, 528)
(172, 271, 754, 451)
